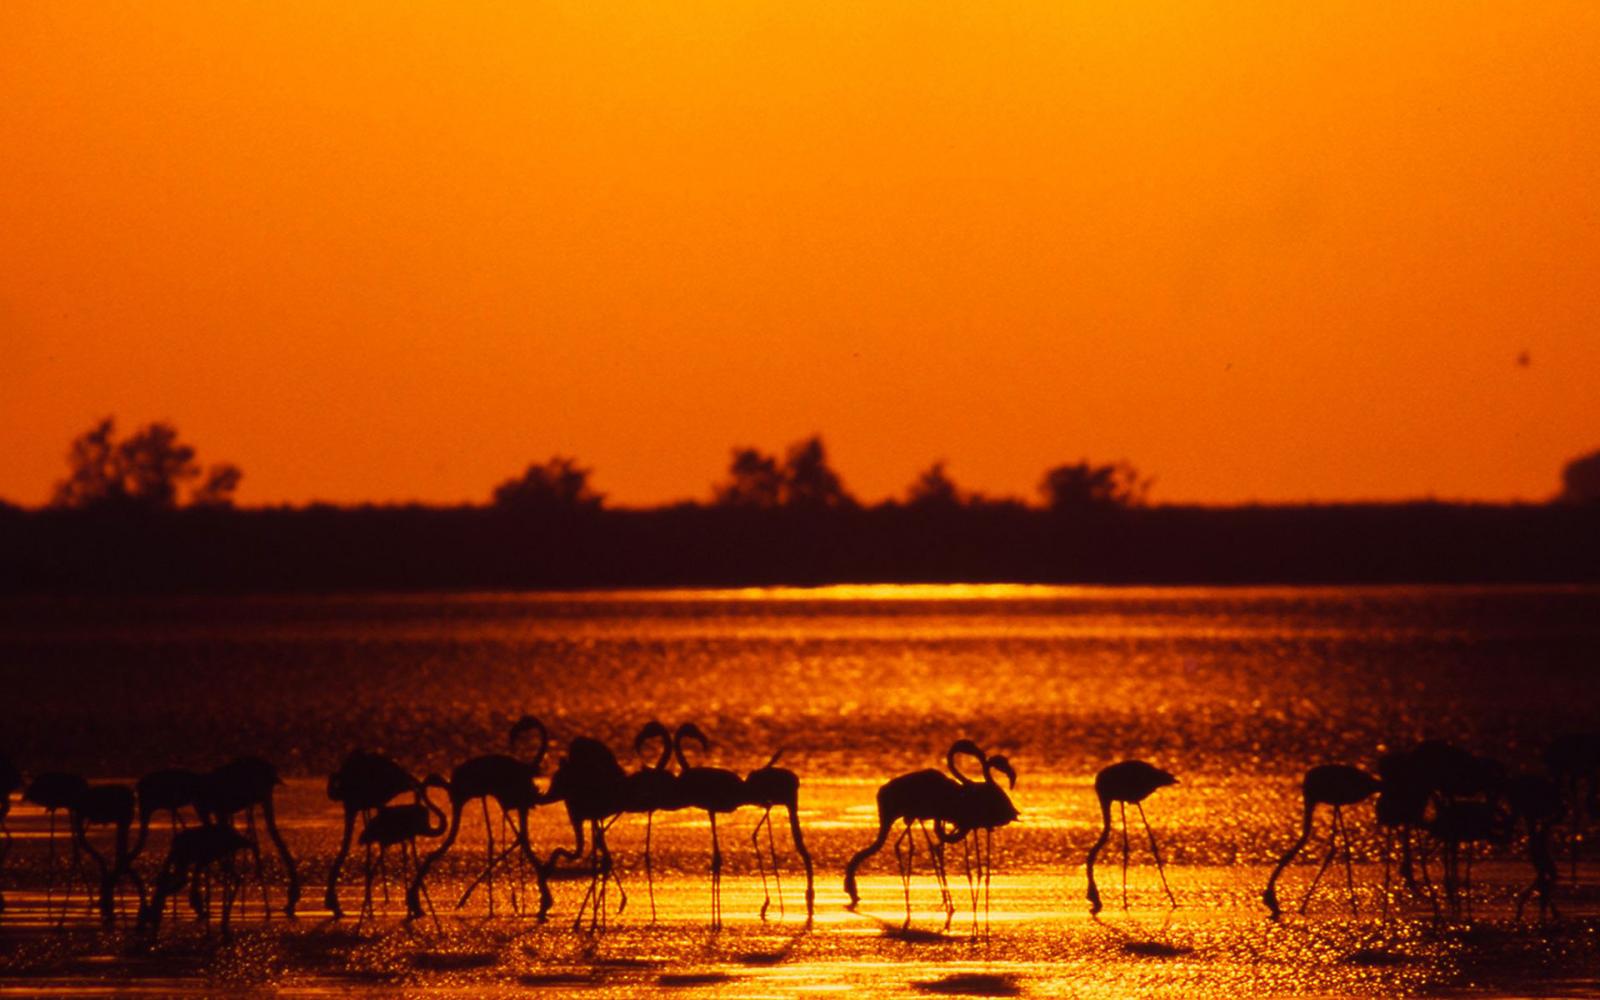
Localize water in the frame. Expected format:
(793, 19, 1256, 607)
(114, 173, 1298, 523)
(2, 584, 1598, 996)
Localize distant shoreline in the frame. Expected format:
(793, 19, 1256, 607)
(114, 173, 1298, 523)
(3, 501, 1598, 594)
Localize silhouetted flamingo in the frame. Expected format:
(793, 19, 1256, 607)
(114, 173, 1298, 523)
(1545, 732, 1600, 882)
(1085, 759, 1178, 916)
(357, 773, 448, 927)
(942, 749, 1018, 934)
(844, 740, 984, 930)
(130, 768, 203, 862)
(1375, 747, 1439, 921)
(139, 824, 253, 935)
(197, 756, 300, 918)
(407, 715, 551, 921)
(1429, 799, 1510, 920)
(542, 734, 630, 930)
(1506, 773, 1564, 922)
(1262, 764, 1378, 920)
(743, 747, 816, 925)
(24, 771, 88, 920)
(0, 756, 19, 918)
(72, 783, 143, 925)
(325, 750, 419, 918)
(673, 723, 747, 929)
(609, 720, 680, 921)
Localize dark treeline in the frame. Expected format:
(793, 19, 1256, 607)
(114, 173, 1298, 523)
(4, 499, 1599, 593)
(6, 419, 1599, 592)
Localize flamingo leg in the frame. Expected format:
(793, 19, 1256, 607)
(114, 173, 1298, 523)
(892, 821, 912, 929)
(766, 807, 785, 919)
(645, 811, 657, 922)
(985, 827, 995, 934)
(1300, 811, 1341, 916)
(481, 799, 496, 918)
(359, 840, 375, 922)
(1120, 801, 1130, 910)
(326, 807, 357, 917)
(753, 810, 771, 921)
(1335, 807, 1358, 916)
(1136, 802, 1175, 909)
(918, 820, 953, 924)
(709, 812, 723, 930)
(962, 833, 978, 914)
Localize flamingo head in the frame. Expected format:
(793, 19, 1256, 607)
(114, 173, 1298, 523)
(987, 754, 1018, 790)
(947, 738, 987, 783)
(675, 722, 710, 759)
(634, 720, 672, 765)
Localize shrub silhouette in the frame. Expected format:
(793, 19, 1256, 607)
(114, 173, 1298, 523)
(51, 417, 241, 511)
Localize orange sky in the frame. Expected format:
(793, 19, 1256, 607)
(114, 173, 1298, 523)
(3, 3, 1597, 508)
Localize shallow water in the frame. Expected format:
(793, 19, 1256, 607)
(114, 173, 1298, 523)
(2, 584, 1599, 996)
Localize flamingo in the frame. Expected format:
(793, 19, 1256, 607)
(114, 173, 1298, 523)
(1428, 798, 1511, 920)
(130, 768, 203, 862)
(843, 739, 985, 930)
(325, 750, 419, 918)
(1262, 764, 1378, 920)
(941, 749, 1018, 935)
(1506, 773, 1564, 922)
(407, 714, 551, 921)
(1375, 747, 1439, 921)
(24, 771, 88, 920)
(609, 720, 681, 922)
(673, 723, 747, 929)
(743, 747, 816, 925)
(357, 773, 448, 926)
(1085, 759, 1178, 916)
(541, 734, 630, 930)
(72, 783, 143, 925)
(139, 824, 253, 935)
(196, 756, 300, 919)
(1545, 732, 1600, 882)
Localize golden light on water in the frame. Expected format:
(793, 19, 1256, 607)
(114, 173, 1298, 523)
(2, 586, 1596, 995)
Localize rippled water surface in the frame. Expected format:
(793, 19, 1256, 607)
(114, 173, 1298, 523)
(3, 585, 1598, 996)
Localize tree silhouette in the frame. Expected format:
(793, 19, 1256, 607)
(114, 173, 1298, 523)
(51, 417, 241, 511)
(1038, 460, 1149, 512)
(713, 436, 855, 510)
(905, 461, 962, 509)
(714, 448, 784, 509)
(191, 464, 244, 509)
(491, 456, 604, 514)
(782, 436, 854, 510)
(1559, 449, 1600, 504)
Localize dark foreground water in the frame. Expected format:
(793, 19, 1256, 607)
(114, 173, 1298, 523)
(2, 584, 1598, 996)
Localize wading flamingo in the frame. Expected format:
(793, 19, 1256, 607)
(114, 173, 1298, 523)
(408, 715, 552, 921)
(24, 771, 89, 921)
(943, 748, 1018, 935)
(540, 734, 630, 930)
(139, 824, 253, 935)
(673, 723, 747, 929)
(1262, 764, 1378, 920)
(358, 773, 448, 926)
(1085, 759, 1178, 916)
(743, 747, 816, 925)
(609, 721, 682, 922)
(325, 750, 419, 918)
(72, 783, 142, 925)
(196, 756, 300, 919)
(844, 740, 986, 930)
